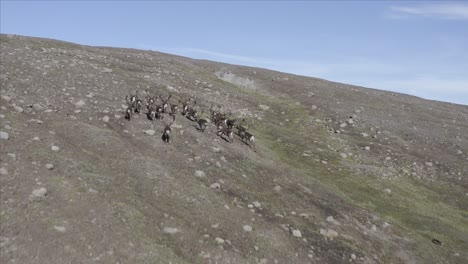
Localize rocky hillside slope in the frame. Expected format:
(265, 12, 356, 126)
(1, 34, 467, 264)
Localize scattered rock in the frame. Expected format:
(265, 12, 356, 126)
(162, 227, 180, 234)
(364, 146, 370, 151)
(258, 104, 270, 111)
(384, 188, 392, 194)
(212, 147, 222, 153)
(361, 133, 369, 138)
(351, 254, 356, 260)
(425, 162, 433, 167)
(0, 114, 5, 119)
(292, 229, 302, 238)
(75, 100, 86, 108)
(215, 161, 221, 168)
(194, 170, 206, 178)
(0, 167, 8, 175)
(14, 105, 24, 113)
(215, 237, 225, 244)
(102, 116, 110, 122)
(45, 164, 54, 170)
(31, 187, 47, 198)
(326, 216, 335, 223)
(51, 145, 60, 152)
(253, 201, 261, 208)
(243, 225, 253, 232)
(340, 153, 347, 158)
(32, 103, 43, 111)
(371, 225, 377, 231)
(320, 228, 338, 239)
(1, 95, 12, 102)
(53, 226, 66, 233)
(273, 185, 282, 192)
(144, 130, 155, 136)
(210, 183, 221, 189)
(0, 131, 9, 140)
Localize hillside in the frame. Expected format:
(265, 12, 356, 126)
(1, 34, 467, 264)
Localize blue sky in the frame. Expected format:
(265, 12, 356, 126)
(1, 1, 467, 105)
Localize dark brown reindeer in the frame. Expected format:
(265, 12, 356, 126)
(217, 123, 234, 143)
(186, 100, 198, 121)
(162, 115, 175, 143)
(124, 99, 133, 121)
(196, 110, 209, 132)
(237, 119, 255, 150)
(159, 93, 172, 114)
(180, 97, 192, 116)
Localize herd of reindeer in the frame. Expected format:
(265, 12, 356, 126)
(124, 90, 255, 150)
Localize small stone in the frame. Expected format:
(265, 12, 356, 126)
(253, 201, 261, 208)
(320, 228, 338, 239)
(14, 105, 24, 113)
(194, 170, 205, 178)
(1, 95, 12, 102)
(102, 116, 110, 122)
(339, 123, 347, 128)
(162, 227, 180, 234)
(144, 130, 155, 136)
(351, 254, 356, 260)
(210, 183, 221, 189)
(326, 216, 335, 223)
(0, 114, 5, 119)
(212, 146, 221, 153)
(31, 187, 47, 198)
(258, 104, 270, 111)
(361, 133, 369, 138)
(33, 104, 43, 111)
(384, 188, 392, 194)
(215, 237, 225, 244)
(273, 185, 282, 192)
(340, 153, 347, 158)
(45, 164, 54, 170)
(364, 146, 370, 151)
(243, 225, 253, 232)
(371, 225, 377, 231)
(54, 225, 66, 233)
(75, 100, 86, 108)
(215, 161, 221, 168)
(348, 119, 354, 124)
(457, 150, 463, 155)
(292, 229, 302, 238)
(425, 162, 433, 167)
(0, 131, 9, 140)
(0, 167, 8, 175)
(51, 145, 60, 152)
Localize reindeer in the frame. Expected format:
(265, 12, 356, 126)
(186, 100, 198, 121)
(159, 93, 172, 114)
(145, 89, 157, 108)
(217, 123, 234, 143)
(196, 110, 209, 132)
(124, 101, 133, 121)
(180, 97, 191, 116)
(225, 110, 237, 130)
(170, 100, 179, 116)
(126, 91, 142, 114)
(237, 119, 255, 150)
(162, 115, 175, 143)
(240, 130, 255, 150)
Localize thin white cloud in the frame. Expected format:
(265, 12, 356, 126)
(389, 3, 468, 20)
(137, 44, 468, 105)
